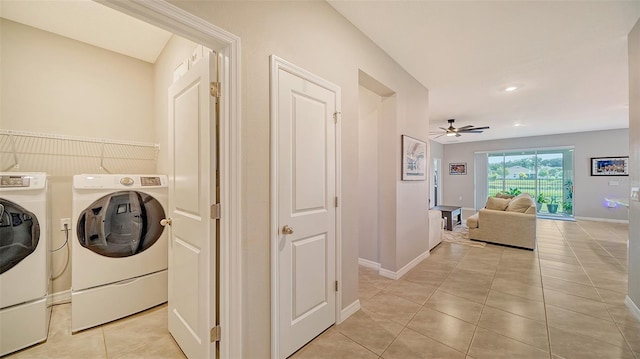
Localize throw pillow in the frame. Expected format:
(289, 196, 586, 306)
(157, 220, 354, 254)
(485, 197, 510, 211)
(495, 193, 515, 199)
(506, 195, 533, 213)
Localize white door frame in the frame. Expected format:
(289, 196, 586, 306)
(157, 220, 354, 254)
(96, 1, 242, 357)
(269, 55, 342, 359)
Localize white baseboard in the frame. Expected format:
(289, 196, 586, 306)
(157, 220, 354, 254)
(625, 296, 640, 321)
(378, 268, 396, 280)
(574, 216, 629, 224)
(378, 250, 430, 280)
(338, 299, 360, 324)
(358, 258, 380, 270)
(50, 289, 71, 305)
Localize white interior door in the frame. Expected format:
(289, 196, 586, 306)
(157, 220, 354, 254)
(273, 58, 340, 359)
(167, 48, 217, 359)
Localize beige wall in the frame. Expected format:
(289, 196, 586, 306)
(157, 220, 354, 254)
(0, 19, 156, 293)
(628, 18, 640, 311)
(1, 19, 154, 142)
(441, 129, 630, 221)
(358, 85, 381, 263)
(167, 1, 430, 357)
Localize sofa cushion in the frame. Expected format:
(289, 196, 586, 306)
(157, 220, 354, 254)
(466, 213, 479, 228)
(506, 193, 534, 213)
(495, 192, 515, 199)
(485, 197, 510, 211)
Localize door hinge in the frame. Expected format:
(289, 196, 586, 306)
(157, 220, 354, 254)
(335, 280, 339, 292)
(333, 112, 341, 123)
(210, 82, 221, 98)
(335, 196, 339, 208)
(210, 325, 221, 343)
(211, 203, 221, 219)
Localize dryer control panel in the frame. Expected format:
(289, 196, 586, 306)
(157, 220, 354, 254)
(0, 173, 47, 190)
(0, 175, 29, 187)
(74, 174, 167, 189)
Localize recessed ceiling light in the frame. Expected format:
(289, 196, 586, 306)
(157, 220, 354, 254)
(514, 123, 522, 127)
(505, 86, 518, 92)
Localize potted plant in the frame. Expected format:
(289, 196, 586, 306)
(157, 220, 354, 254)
(547, 196, 559, 214)
(536, 193, 546, 212)
(506, 187, 522, 196)
(562, 201, 573, 215)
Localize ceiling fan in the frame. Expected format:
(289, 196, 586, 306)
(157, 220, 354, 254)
(430, 119, 489, 138)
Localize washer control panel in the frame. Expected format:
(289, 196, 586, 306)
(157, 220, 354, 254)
(0, 173, 46, 189)
(0, 175, 29, 187)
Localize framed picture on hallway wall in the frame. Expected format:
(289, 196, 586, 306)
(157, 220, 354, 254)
(449, 162, 467, 175)
(401, 135, 426, 181)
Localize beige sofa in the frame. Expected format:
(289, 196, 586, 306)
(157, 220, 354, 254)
(466, 193, 537, 250)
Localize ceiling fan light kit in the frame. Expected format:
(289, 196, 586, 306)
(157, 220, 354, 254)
(431, 119, 490, 139)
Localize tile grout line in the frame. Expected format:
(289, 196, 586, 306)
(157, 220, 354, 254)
(539, 220, 559, 359)
(573, 222, 639, 359)
(554, 221, 638, 359)
(458, 244, 501, 357)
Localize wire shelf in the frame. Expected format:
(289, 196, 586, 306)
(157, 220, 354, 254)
(0, 129, 160, 175)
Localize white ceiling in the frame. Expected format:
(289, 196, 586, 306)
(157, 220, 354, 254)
(2, 1, 639, 144)
(328, 1, 640, 144)
(0, 0, 171, 63)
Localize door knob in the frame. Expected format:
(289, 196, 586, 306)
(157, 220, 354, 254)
(160, 218, 172, 226)
(282, 225, 294, 235)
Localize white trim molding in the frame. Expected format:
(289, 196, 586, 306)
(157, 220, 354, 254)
(379, 250, 430, 280)
(574, 216, 629, 224)
(358, 258, 380, 270)
(625, 296, 640, 321)
(339, 300, 360, 324)
(97, 1, 242, 358)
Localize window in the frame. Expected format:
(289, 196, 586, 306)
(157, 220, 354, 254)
(479, 147, 574, 218)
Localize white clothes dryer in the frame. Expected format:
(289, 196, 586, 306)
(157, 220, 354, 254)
(0, 173, 51, 356)
(71, 174, 168, 332)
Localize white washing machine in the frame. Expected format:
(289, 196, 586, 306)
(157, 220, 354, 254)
(0, 173, 51, 356)
(71, 174, 168, 332)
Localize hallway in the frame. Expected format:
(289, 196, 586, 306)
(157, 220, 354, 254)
(293, 219, 639, 358)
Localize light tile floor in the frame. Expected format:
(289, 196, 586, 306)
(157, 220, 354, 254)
(293, 219, 640, 359)
(5, 302, 185, 359)
(5, 219, 639, 359)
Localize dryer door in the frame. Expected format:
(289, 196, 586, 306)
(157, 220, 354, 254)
(76, 191, 165, 258)
(0, 199, 40, 274)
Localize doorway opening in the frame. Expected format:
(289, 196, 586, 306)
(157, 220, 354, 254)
(357, 71, 395, 270)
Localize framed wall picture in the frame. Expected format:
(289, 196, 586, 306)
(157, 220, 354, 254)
(449, 162, 467, 175)
(401, 135, 426, 180)
(590, 156, 629, 176)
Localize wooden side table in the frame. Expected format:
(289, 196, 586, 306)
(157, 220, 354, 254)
(431, 205, 462, 231)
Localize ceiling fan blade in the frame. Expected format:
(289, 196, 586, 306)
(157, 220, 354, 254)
(439, 127, 450, 131)
(455, 133, 461, 137)
(470, 126, 490, 130)
(458, 125, 474, 130)
(463, 130, 484, 133)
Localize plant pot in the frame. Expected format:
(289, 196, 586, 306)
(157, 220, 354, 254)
(547, 203, 558, 214)
(536, 202, 543, 212)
